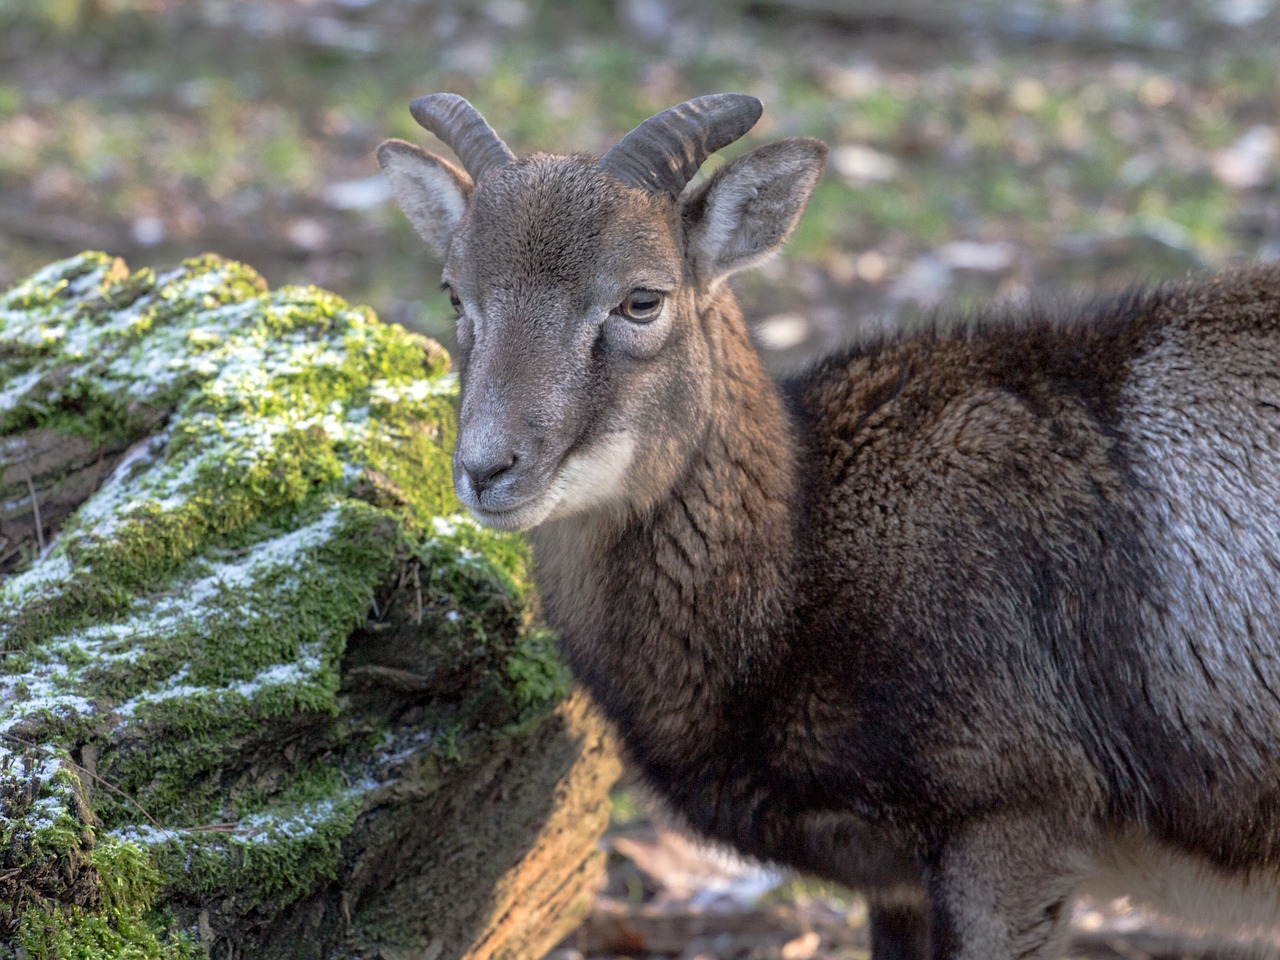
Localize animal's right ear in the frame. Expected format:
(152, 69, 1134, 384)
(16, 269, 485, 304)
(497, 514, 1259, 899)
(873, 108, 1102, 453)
(377, 139, 473, 258)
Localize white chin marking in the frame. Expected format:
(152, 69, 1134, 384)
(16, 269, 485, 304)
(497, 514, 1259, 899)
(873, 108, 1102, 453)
(466, 432, 635, 532)
(544, 431, 635, 522)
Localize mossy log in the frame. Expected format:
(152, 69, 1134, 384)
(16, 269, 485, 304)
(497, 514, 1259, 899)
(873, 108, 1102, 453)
(0, 253, 620, 959)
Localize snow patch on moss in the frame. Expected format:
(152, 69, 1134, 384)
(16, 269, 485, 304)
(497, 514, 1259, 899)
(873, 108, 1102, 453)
(0, 253, 557, 951)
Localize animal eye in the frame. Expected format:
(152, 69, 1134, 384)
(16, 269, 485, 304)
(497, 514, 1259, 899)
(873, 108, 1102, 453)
(617, 289, 665, 323)
(443, 284, 462, 315)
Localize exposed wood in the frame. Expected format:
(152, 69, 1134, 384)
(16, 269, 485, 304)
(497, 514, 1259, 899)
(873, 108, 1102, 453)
(0, 428, 136, 573)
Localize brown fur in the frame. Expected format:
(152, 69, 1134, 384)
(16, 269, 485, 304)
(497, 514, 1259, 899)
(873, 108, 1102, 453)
(381, 95, 1280, 960)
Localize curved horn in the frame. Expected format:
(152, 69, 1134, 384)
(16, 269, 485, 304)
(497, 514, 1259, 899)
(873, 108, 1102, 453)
(600, 94, 763, 195)
(408, 93, 516, 183)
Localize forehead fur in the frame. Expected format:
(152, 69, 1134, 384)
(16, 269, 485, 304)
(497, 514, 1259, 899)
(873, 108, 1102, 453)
(456, 155, 679, 292)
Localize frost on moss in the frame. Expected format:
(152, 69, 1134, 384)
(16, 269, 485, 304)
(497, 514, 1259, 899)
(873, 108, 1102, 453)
(0, 253, 572, 955)
(0, 753, 200, 959)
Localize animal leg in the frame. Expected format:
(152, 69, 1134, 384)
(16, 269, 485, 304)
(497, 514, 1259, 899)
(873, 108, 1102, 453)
(868, 895, 930, 960)
(927, 818, 1080, 960)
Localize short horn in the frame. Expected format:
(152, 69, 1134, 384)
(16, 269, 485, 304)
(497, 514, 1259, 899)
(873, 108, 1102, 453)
(600, 94, 763, 196)
(408, 93, 516, 183)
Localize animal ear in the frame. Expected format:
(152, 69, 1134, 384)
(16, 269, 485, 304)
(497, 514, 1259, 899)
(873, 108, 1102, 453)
(684, 137, 827, 286)
(377, 138, 473, 258)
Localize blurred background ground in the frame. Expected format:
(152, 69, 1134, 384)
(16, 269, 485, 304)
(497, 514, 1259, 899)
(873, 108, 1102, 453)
(2, 0, 1279, 957)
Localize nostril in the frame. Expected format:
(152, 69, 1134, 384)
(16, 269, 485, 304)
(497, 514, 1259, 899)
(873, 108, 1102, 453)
(466, 452, 518, 494)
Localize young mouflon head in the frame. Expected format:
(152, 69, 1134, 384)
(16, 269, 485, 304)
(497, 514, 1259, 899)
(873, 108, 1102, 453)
(378, 94, 826, 532)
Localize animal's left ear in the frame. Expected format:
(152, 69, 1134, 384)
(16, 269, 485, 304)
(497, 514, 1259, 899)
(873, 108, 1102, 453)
(683, 137, 827, 287)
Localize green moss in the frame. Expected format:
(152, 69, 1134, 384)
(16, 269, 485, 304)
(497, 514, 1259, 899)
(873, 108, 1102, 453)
(507, 626, 571, 711)
(8, 837, 200, 960)
(0, 755, 92, 872)
(0, 254, 460, 647)
(0, 754, 196, 958)
(118, 787, 365, 909)
(0, 253, 562, 951)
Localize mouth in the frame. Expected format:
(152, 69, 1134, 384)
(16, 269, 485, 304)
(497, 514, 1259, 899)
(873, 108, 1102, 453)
(464, 493, 560, 533)
(456, 430, 635, 533)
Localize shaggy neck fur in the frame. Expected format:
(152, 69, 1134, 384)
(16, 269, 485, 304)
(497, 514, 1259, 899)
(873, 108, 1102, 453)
(529, 290, 799, 808)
